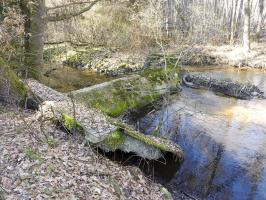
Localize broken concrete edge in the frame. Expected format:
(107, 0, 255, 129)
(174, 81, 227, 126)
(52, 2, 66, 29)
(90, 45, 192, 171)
(70, 75, 140, 95)
(70, 69, 179, 118)
(59, 113, 183, 160)
(109, 119, 183, 158)
(25, 75, 183, 160)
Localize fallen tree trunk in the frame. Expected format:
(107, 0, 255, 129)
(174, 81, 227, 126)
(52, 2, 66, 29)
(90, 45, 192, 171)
(182, 73, 265, 100)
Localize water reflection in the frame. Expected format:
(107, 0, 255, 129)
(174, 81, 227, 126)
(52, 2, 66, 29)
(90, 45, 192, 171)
(138, 68, 266, 199)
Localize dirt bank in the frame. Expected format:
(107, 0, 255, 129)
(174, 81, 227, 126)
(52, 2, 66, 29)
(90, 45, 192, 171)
(202, 42, 266, 69)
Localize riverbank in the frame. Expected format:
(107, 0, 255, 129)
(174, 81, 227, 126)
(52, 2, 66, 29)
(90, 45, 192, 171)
(44, 41, 266, 80)
(203, 42, 266, 69)
(0, 67, 190, 199)
(0, 103, 184, 200)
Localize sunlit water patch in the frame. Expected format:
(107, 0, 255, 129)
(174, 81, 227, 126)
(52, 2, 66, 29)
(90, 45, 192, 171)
(138, 68, 266, 200)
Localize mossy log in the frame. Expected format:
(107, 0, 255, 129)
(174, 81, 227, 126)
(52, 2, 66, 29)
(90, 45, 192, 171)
(0, 58, 28, 106)
(182, 73, 265, 100)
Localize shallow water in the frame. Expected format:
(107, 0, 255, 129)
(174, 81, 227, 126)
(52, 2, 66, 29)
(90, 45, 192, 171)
(138, 67, 266, 200)
(41, 65, 112, 93)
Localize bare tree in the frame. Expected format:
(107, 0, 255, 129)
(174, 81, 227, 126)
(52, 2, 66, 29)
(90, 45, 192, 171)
(18, 0, 103, 79)
(243, 0, 251, 51)
(20, 0, 45, 79)
(256, 0, 265, 39)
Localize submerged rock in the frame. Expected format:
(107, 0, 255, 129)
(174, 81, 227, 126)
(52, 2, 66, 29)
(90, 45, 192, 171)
(182, 73, 265, 99)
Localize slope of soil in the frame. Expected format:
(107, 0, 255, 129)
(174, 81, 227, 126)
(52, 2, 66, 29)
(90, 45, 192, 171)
(0, 103, 169, 200)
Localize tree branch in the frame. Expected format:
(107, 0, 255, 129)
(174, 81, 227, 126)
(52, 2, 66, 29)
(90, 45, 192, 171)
(46, 1, 95, 11)
(46, 0, 102, 22)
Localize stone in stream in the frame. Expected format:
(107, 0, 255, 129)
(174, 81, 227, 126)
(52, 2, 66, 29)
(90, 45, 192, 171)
(26, 79, 183, 160)
(182, 73, 265, 100)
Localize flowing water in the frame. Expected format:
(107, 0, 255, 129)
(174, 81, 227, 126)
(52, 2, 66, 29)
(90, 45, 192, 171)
(138, 67, 266, 200)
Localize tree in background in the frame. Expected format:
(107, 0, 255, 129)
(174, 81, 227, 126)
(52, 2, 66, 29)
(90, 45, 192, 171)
(1, 0, 102, 79)
(1, 0, 266, 79)
(243, 0, 251, 51)
(256, 0, 265, 39)
(19, 0, 45, 79)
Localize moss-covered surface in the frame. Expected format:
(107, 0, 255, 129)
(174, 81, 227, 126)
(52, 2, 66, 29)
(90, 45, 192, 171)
(103, 129, 125, 151)
(160, 187, 173, 200)
(61, 114, 84, 134)
(73, 64, 180, 117)
(43, 46, 67, 62)
(0, 57, 28, 105)
(76, 77, 162, 117)
(140, 65, 179, 85)
(110, 120, 178, 154)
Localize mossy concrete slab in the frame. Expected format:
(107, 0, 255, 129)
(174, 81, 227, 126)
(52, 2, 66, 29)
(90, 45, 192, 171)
(71, 75, 171, 117)
(27, 79, 183, 161)
(27, 80, 117, 144)
(37, 100, 183, 160)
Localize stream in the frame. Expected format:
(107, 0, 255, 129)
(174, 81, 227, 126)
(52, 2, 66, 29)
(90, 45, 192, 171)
(138, 67, 266, 200)
(46, 65, 266, 199)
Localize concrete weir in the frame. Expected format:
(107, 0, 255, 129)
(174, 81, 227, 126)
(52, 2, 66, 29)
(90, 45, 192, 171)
(26, 79, 183, 161)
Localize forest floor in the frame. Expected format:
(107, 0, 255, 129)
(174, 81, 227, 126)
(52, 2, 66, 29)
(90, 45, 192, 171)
(0, 103, 191, 200)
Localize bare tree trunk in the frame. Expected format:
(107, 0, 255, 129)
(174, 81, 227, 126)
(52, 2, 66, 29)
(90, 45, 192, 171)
(256, 0, 265, 40)
(20, 0, 45, 79)
(243, 0, 251, 52)
(230, 0, 238, 44)
(18, 0, 102, 80)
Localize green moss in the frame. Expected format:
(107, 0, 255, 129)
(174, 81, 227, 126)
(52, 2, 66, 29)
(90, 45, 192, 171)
(62, 114, 84, 134)
(160, 187, 173, 200)
(43, 46, 66, 62)
(110, 120, 173, 153)
(79, 78, 161, 117)
(75, 66, 179, 117)
(151, 122, 162, 136)
(103, 129, 125, 150)
(0, 57, 28, 105)
(140, 65, 179, 84)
